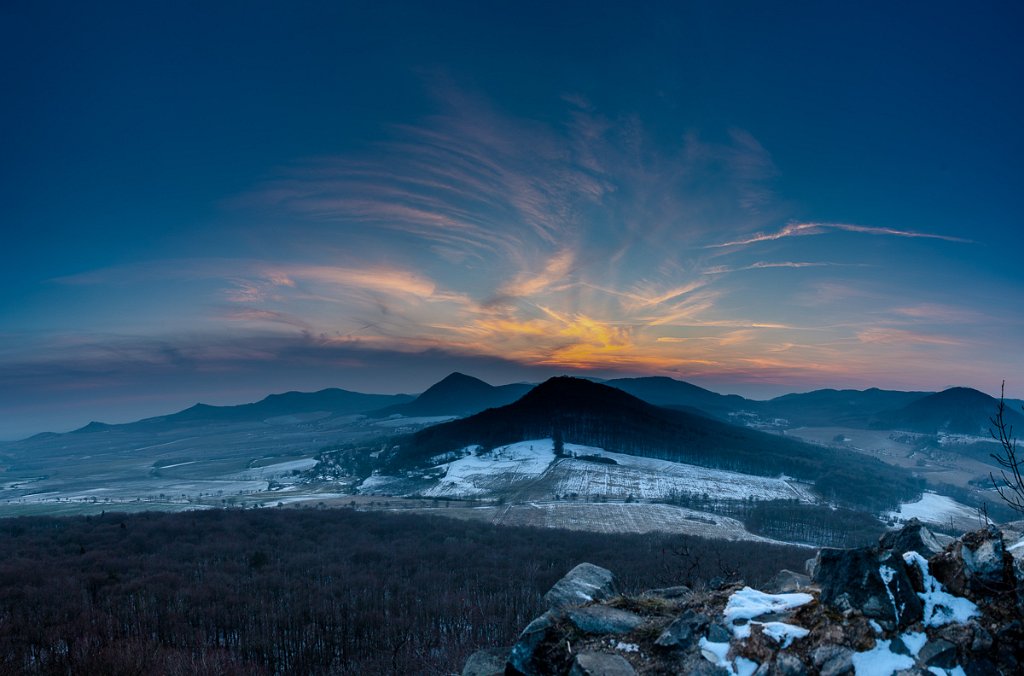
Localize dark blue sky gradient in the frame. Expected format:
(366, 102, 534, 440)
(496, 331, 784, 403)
(2, 1, 1022, 438)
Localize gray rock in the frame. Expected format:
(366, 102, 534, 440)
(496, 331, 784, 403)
(879, 518, 944, 558)
(567, 606, 644, 635)
(544, 563, 618, 610)
(507, 610, 558, 676)
(569, 651, 636, 676)
(888, 634, 911, 656)
(707, 623, 731, 643)
(774, 652, 809, 676)
(654, 609, 709, 649)
(918, 638, 957, 669)
(961, 527, 1007, 583)
(969, 622, 993, 652)
(641, 585, 691, 600)
(764, 569, 811, 593)
(812, 645, 854, 676)
(461, 646, 509, 676)
(812, 546, 922, 629)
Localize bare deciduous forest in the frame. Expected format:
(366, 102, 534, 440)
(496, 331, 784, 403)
(0, 508, 808, 674)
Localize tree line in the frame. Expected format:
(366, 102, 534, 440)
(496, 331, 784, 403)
(0, 507, 810, 675)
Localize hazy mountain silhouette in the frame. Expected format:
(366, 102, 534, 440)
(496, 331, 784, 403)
(760, 388, 930, 427)
(872, 386, 1024, 435)
(369, 372, 532, 418)
(389, 377, 922, 509)
(67, 388, 414, 432)
(604, 376, 752, 419)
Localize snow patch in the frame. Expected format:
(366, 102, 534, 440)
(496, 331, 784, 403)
(888, 492, 984, 528)
(698, 638, 759, 676)
(900, 631, 927, 658)
(724, 587, 814, 625)
(851, 639, 915, 675)
(614, 641, 638, 653)
(723, 587, 813, 649)
(422, 440, 555, 498)
(902, 551, 979, 627)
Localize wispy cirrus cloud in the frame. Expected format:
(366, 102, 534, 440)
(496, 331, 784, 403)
(705, 221, 972, 249)
(701, 261, 864, 275)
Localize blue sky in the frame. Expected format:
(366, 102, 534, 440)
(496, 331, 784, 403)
(2, 1, 1023, 438)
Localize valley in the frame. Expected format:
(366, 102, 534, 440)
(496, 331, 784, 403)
(0, 373, 1014, 545)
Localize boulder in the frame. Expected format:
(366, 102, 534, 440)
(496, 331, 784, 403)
(567, 606, 645, 635)
(569, 652, 637, 676)
(507, 611, 560, 676)
(918, 638, 957, 669)
(812, 547, 922, 629)
(544, 563, 618, 610)
(773, 652, 809, 675)
(879, 518, 944, 558)
(641, 585, 691, 601)
(929, 526, 1016, 597)
(461, 646, 508, 676)
(811, 645, 854, 676)
(764, 569, 811, 594)
(654, 610, 709, 650)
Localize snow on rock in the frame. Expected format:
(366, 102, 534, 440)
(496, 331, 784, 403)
(851, 638, 916, 675)
(698, 637, 759, 676)
(732, 620, 809, 648)
(902, 551, 980, 627)
(724, 587, 814, 625)
(927, 667, 967, 676)
(723, 587, 813, 649)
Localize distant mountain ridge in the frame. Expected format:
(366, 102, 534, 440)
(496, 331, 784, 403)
(369, 372, 532, 418)
(70, 388, 414, 433)
(603, 376, 750, 420)
(872, 386, 1024, 435)
(758, 387, 930, 428)
(38, 372, 1018, 441)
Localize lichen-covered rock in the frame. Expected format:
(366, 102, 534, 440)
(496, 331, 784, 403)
(567, 606, 644, 635)
(773, 652, 809, 675)
(568, 652, 637, 676)
(544, 563, 618, 610)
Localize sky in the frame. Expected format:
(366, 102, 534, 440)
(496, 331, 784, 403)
(2, 1, 1023, 439)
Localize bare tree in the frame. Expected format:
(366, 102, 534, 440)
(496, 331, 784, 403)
(990, 381, 1024, 514)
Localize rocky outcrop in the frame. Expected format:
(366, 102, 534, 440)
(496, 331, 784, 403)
(463, 521, 1024, 675)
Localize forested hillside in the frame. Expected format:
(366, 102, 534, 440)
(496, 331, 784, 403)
(0, 508, 808, 675)
(391, 377, 923, 510)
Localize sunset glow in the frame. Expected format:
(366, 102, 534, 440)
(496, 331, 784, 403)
(2, 2, 1022, 438)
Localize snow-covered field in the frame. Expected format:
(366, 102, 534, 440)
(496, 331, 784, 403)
(551, 445, 815, 502)
(888, 492, 984, 530)
(422, 440, 556, 497)
(228, 458, 319, 481)
(360, 438, 818, 505)
(445, 501, 800, 543)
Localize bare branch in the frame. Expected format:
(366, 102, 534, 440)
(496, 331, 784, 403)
(989, 381, 1024, 515)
